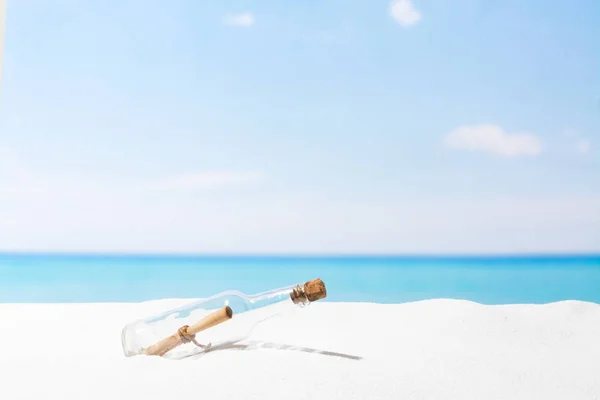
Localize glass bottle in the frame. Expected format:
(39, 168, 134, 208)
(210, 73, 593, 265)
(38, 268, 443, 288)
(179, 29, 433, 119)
(121, 278, 327, 360)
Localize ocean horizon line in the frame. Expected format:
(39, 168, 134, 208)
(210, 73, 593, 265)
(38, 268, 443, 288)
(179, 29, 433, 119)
(1, 250, 599, 260)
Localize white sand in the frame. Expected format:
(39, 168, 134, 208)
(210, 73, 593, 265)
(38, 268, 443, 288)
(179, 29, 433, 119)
(1, 299, 599, 399)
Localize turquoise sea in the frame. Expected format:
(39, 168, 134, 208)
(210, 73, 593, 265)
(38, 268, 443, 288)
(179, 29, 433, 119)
(1, 253, 599, 304)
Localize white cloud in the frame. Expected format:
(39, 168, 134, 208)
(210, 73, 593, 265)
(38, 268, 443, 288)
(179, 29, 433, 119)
(1, 144, 264, 195)
(575, 138, 591, 154)
(563, 128, 578, 138)
(444, 124, 542, 157)
(222, 12, 255, 27)
(562, 129, 593, 155)
(144, 171, 264, 191)
(389, 0, 422, 28)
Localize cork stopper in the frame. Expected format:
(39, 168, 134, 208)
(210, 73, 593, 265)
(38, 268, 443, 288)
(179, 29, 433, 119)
(304, 278, 327, 302)
(290, 278, 327, 304)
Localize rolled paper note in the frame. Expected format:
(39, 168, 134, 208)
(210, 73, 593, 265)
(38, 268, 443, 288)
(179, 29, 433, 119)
(143, 306, 233, 357)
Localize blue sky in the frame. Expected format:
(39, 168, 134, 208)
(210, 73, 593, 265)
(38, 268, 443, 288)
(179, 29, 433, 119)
(0, 0, 599, 254)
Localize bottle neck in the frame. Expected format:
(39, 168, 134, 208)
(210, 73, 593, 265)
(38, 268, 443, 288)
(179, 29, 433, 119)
(289, 283, 311, 306)
(247, 283, 309, 309)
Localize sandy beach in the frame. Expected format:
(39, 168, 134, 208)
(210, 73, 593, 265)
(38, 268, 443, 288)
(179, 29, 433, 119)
(1, 299, 599, 399)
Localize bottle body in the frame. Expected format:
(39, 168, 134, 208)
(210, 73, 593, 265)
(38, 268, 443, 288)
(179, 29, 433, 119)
(121, 278, 326, 360)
